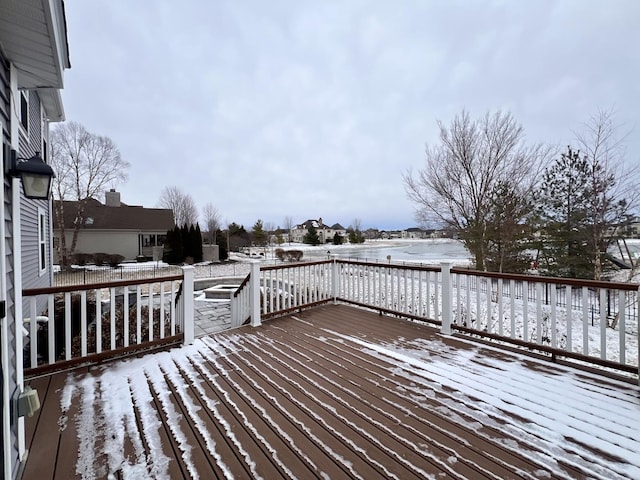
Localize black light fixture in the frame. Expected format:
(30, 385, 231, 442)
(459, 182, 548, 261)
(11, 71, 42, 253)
(7, 150, 55, 199)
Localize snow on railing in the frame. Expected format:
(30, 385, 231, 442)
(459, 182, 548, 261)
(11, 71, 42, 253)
(448, 267, 639, 372)
(231, 260, 334, 326)
(331, 259, 638, 375)
(335, 260, 443, 322)
(231, 271, 253, 328)
(259, 260, 334, 318)
(226, 258, 638, 378)
(22, 266, 195, 374)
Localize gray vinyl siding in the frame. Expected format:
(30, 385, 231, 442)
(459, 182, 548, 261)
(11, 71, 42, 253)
(0, 52, 8, 134)
(20, 92, 50, 317)
(1, 47, 19, 476)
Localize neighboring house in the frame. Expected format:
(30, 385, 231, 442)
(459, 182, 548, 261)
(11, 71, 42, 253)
(402, 227, 428, 239)
(291, 217, 347, 243)
(53, 190, 175, 262)
(0, 1, 70, 478)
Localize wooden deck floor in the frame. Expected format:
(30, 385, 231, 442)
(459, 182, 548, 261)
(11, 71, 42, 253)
(23, 304, 640, 479)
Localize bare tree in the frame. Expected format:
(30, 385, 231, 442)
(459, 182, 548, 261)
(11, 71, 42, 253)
(404, 110, 551, 270)
(263, 222, 275, 245)
(574, 109, 638, 280)
(158, 186, 198, 227)
(283, 216, 293, 244)
(202, 202, 221, 244)
(51, 121, 129, 269)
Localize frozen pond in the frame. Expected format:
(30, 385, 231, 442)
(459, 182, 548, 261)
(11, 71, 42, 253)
(304, 239, 471, 266)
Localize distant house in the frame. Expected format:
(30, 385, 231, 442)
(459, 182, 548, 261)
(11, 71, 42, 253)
(291, 217, 347, 243)
(402, 227, 428, 239)
(53, 190, 174, 261)
(0, 0, 71, 476)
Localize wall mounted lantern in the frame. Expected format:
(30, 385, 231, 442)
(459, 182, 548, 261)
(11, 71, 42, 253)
(7, 149, 55, 199)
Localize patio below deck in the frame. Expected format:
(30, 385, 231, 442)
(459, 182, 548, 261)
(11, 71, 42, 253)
(23, 304, 640, 479)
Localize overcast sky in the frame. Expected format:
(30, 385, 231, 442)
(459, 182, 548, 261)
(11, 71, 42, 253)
(60, 0, 640, 231)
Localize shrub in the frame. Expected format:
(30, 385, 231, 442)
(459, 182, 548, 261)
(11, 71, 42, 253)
(285, 250, 303, 262)
(93, 253, 108, 266)
(275, 248, 284, 261)
(72, 253, 92, 266)
(107, 254, 125, 268)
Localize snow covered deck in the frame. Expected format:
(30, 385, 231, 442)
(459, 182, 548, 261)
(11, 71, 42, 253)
(23, 304, 640, 479)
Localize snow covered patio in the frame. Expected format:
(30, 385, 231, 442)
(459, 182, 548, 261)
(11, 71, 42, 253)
(22, 304, 639, 479)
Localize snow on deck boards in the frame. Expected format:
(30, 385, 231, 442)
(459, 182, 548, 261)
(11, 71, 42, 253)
(24, 304, 640, 479)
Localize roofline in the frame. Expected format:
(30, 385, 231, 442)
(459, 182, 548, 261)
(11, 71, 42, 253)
(42, 0, 71, 82)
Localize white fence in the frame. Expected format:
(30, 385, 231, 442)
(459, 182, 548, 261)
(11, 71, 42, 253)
(232, 259, 639, 378)
(22, 266, 195, 373)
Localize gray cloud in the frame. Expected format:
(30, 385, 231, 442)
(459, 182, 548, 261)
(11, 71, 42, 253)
(61, 0, 640, 230)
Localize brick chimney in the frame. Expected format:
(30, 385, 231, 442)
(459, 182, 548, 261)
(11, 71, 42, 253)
(105, 189, 121, 207)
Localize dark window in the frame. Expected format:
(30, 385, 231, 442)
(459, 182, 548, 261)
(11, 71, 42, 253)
(20, 91, 28, 131)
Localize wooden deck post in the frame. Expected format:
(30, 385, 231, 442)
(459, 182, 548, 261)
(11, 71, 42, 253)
(440, 262, 452, 335)
(331, 255, 339, 304)
(250, 262, 262, 327)
(182, 266, 195, 345)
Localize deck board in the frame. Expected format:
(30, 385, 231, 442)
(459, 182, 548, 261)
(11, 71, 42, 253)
(24, 304, 640, 479)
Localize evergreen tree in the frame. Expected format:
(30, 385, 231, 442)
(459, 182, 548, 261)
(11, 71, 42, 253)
(194, 224, 203, 262)
(333, 232, 343, 245)
(536, 147, 593, 278)
(347, 228, 365, 244)
(484, 180, 534, 273)
(180, 224, 190, 259)
(275, 230, 284, 245)
(303, 225, 320, 245)
(162, 226, 183, 264)
(252, 219, 267, 246)
(215, 229, 228, 260)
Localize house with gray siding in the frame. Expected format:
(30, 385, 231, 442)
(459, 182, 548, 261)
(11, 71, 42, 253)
(0, 1, 70, 478)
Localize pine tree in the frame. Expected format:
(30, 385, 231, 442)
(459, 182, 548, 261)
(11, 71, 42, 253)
(536, 147, 593, 278)
(252, 219, 266, 246)
(194, 224, 203, 262)
(215, 229, 228, 260)
(484, 180, 534, 273)
(303, 225, 320, 245)
(162, 226, 183, 264)
(333, 232, 343, 245)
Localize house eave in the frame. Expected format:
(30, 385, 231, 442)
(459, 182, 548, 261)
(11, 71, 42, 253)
(37, 87, 65, 121)
(0, 0, 71, 90)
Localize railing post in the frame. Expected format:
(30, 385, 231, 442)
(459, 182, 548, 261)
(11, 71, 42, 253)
(637, 285, 639, 386)
(250, 262, 262, 327)
(440, 262, 452, 335)
(331, 255, 339, 304)
(182, 265, 195, 345)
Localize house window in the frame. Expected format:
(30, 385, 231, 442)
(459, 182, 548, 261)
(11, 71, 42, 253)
(38, 208, 47, 274)
(20, 90, 28, 132)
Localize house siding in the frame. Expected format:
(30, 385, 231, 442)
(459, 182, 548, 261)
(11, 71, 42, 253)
(20, 92, 50, 317)
(1, 46, 19, 474)
(57, 230, 142, 262)
(0, 52, 9, 136)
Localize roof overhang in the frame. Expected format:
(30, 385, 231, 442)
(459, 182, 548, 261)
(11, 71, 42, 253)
(0, 0, 70, 119)
(37, 87, 65, 121)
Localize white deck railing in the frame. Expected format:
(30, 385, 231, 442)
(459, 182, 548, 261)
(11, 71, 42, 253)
(22, 266, 195, 373)
(235, 259, 639, 379)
